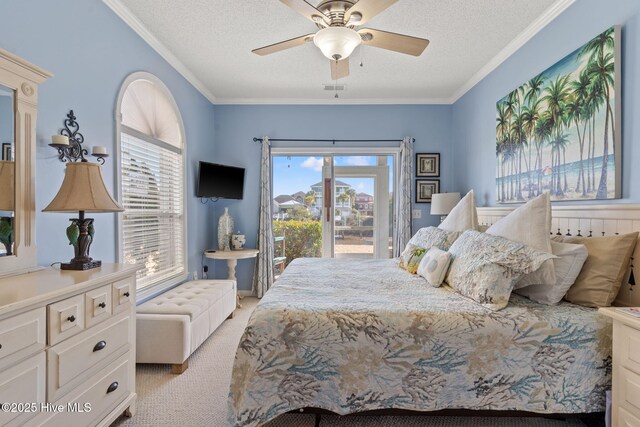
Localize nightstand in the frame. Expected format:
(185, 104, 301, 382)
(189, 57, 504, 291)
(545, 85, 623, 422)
(599, 307, 640, 426)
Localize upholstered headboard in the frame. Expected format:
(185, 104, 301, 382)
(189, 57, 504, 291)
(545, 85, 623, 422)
(477, 204, 640, 307)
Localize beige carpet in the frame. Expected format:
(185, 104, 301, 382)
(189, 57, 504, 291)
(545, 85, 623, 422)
(112, 297, 586, 427)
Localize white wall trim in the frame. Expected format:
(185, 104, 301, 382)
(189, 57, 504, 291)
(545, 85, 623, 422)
(102, 0, 217, 104)
(448, 0, 575, 104)
(213, 97, 452, 105)
(104, 0, 573, 106)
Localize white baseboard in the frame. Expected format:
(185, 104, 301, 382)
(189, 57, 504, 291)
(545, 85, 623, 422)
(238, 290, 255, 297)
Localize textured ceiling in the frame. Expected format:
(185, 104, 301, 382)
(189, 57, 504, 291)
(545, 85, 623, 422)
(115, 0, 562, 103)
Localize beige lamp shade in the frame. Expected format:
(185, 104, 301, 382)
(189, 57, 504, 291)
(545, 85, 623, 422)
(0, 160, 14, 211)
(430, 192, 461, 216)
(43, 162, 124, 213)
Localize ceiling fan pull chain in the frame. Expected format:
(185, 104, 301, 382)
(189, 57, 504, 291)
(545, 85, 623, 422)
(334, 75, 339, 98)
(360, 45, 364, 67)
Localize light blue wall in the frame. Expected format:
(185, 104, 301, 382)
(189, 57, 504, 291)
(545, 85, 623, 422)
(0, 0, 216, 276)
(7, 0, 634, 293)
(452, 0, 640, 206)
(211, 104, 453, 290)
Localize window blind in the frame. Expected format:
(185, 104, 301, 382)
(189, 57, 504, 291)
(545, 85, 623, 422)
(120, 131, 185, 289)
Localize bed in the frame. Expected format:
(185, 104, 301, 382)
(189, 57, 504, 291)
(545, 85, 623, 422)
(229, 257, 612, 426)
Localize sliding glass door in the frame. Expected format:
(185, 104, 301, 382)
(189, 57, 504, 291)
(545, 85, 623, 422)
(330, 156, 392, 259)
(272, 150, 395, 268)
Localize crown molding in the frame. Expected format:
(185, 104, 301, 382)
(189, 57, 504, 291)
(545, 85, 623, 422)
(213, 97, 452, 105)
(448, 0, 575, 104)
(102, 0, 217, 104)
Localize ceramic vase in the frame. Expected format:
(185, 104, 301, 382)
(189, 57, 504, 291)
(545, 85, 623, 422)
(218, 207, 234, 251)
(232, 234, 246, 251)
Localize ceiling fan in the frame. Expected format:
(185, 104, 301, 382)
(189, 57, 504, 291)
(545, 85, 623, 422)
(252, 0, 430, 80)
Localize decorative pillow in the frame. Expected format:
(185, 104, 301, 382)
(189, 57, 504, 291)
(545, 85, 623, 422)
(446, 230, 555, 310)
(399, 245, 428, 274)
(486, 192, 556, 287)
(417, 247, 452, 287)
(438, 190, 479, 232)
(515, 241, 588, 305)
(563, 232, 638, 307)
(403, 226, 461, 257)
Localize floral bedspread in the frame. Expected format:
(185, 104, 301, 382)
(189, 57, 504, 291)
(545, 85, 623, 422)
(229, 258, 612, 426)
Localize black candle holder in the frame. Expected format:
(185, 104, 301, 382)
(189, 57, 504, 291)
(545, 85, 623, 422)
(49, 110, 107, 164)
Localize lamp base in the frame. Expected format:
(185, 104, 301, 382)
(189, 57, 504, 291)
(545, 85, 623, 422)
(61, 260, 102, 270)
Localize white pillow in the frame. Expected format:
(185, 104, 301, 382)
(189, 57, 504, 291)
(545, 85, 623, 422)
(486, 192, 556, 286)
(417, 247, 452, 287)
(515, 241, 588, 305)
(438, 190, 478, 232)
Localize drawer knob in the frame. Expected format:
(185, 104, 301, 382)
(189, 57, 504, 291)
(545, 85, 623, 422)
(98, 302, 106, 308)
(107, 381, 119, 394)
(123, 292, 130, 297)
(67, 315, 76, 323)
(93, 340, 107, 352)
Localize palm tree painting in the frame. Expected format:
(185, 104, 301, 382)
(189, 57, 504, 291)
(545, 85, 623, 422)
(496, 26, 621, 203)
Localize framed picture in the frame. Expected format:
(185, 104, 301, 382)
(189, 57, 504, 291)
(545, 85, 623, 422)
(496, 26, 621, 203)
(416, 179, 440, 203)
(416, 153, 440, 177)
(1, 143, 10, 161)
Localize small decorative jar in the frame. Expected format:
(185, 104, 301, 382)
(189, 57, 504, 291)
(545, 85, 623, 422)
(232, 233, 246, 251)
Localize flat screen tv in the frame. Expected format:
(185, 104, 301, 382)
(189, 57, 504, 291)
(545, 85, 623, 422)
(196, 161, 245, 200)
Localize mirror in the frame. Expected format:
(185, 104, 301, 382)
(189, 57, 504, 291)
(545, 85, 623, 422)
(0, 84, 15, 257)
(0, 48, 51, 277)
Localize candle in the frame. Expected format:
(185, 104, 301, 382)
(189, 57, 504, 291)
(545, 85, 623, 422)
(51, 135, 69, 146)
(92, 146, 107, 155)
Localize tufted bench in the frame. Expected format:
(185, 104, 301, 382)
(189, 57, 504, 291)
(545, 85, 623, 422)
(135, 279, 236, 373)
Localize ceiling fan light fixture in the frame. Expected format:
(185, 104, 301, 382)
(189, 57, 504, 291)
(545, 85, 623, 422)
(313, 26, 362, 61)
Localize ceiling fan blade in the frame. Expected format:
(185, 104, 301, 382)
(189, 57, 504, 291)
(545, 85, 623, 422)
(280, 0, 330, 26)
(252, 34, 315, 56)
(345, 0, 398, 26)
(358, 28, 429, 56)
(330, 58, 350, 80)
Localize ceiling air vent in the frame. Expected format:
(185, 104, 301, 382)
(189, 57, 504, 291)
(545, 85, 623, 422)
(323, 84, 347, 91)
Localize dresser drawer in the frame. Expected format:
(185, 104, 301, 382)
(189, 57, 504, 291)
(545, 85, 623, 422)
(112, 278, 133, 314)
(85, 285, 112, 328)
(47, 313, 130, 402)
(0, 307, 45, 368)
(0, 352, 45, 427)
(617, 323, 640, 375)
(48, 294, 85, 345)
(618, 407, 640, 427)
(40, 354, 130, 427)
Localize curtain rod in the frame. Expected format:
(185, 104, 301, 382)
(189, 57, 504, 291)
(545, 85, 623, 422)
(252, 137, 413, 144)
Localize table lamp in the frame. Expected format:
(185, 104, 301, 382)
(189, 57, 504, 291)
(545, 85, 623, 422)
(0, 160, 14, 255)
(44, 110, 122, 270)
(430, 192, 461, 223)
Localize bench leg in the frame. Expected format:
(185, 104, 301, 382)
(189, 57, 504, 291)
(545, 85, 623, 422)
(227, 310, 235, 319)
(171, 360, 189, 374)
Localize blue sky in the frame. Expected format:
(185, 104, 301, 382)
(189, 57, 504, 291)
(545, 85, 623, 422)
(272, 155, 393, 197)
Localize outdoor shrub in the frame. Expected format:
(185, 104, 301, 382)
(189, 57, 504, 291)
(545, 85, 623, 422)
(273, 220, 322, 266)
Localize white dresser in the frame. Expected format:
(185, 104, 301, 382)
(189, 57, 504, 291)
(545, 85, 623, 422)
(600, 307, 640, 427)
(0, 263, 137, 427)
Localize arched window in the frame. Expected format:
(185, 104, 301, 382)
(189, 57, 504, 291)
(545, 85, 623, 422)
(116, 72, 186, 293)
